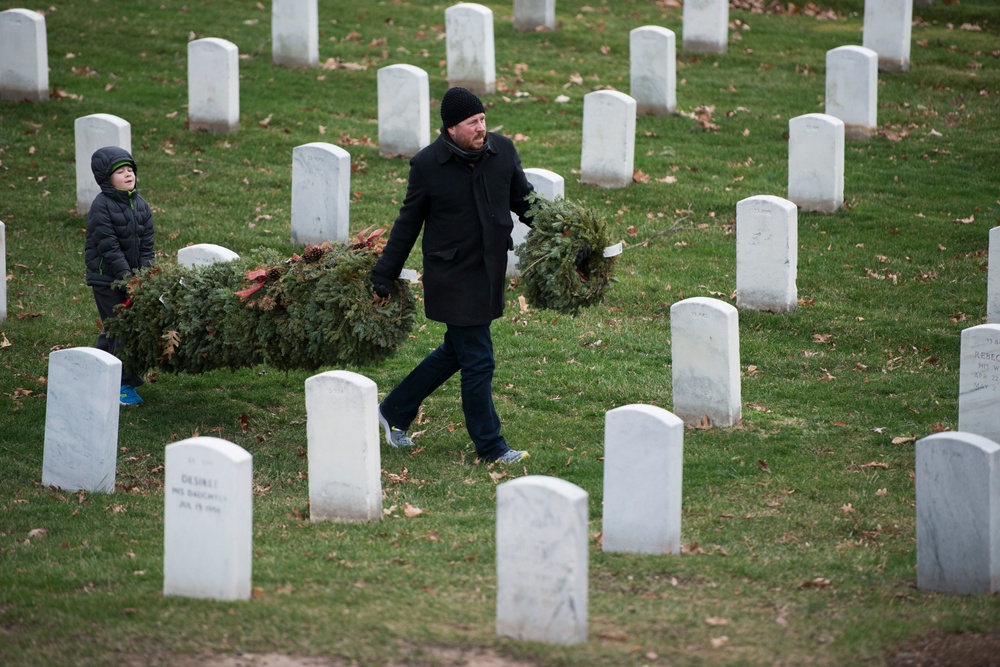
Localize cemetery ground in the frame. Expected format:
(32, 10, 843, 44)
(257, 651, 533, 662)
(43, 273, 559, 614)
(1, 0, 998, 665)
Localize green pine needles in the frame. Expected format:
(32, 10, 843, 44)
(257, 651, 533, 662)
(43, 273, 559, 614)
(517, 193, 618, 314)
(105, 241, 417, 374)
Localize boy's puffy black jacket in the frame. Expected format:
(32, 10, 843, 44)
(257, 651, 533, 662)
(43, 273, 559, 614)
(84, 146, 155, 287)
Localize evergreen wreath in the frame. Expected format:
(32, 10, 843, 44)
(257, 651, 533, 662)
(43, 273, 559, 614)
(105, 230, 417, 374)
(517, 193, 618, 314)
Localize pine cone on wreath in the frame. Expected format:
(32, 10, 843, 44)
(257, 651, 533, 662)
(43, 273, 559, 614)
(302, 245, 326, 263)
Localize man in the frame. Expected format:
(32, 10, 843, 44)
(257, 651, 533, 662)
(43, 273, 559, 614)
(371, 87, 534, 464)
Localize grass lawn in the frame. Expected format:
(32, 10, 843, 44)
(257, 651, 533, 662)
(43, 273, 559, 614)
(1, 0, 999, 665)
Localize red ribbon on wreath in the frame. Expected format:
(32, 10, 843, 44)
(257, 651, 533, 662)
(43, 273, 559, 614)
(235, 268, 268, 299)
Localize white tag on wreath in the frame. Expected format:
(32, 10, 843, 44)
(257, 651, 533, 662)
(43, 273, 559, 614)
(602, 242, 623, 258)
(398, 268, 420, 282)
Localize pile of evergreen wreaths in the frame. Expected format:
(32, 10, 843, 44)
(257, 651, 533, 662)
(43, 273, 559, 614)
(105, 233, 417, 374)
(518, 194, 618, 314)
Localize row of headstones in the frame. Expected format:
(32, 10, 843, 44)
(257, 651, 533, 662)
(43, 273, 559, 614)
(62, 109, 1000, 324)
(68, 97, 850, 255)
(65, 20, 879, 209)
(36, 352, 675, 602)
(4, 208, 994, 328)
(40, 301, 1000, 496)
(676, 0, 916, 71)
(57, 24, 881, 201)
(6, 3, 902, 216)
(0, 0, 920, 104)
(0, 0, 903, 165)
(0, 5, 887, 139)
(37, 295, 742, 496)
(37, 346, 1000, 644)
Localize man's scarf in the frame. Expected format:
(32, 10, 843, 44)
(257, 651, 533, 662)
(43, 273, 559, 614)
(441, 128, 490, 163)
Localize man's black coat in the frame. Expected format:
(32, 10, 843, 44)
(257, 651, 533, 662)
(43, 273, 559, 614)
(374, 131, 534, 327)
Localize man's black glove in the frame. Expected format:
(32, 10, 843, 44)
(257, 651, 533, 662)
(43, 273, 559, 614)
(575, 245, 592, 280)
(371, 271, 393, 299)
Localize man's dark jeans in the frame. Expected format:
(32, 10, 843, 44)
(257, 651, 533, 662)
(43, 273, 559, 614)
(380, 323, 507, 461)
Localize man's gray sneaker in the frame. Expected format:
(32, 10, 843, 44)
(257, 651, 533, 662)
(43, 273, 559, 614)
(378, 405, 415, 448)
(495, 448, 530, 464)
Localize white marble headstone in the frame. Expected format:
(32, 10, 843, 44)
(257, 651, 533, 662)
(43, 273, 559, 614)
(863, 0, 913, 73)
(630, 26, 676, 116)
(916, 431, 1000, 594)
(682, 0, 728, 54)
(42, 347, 121, 493)
(958, 324, 1000, 444)
(580, 90, 636, 189)
(163, 437, 253, 601)
(177, 243, 240, 269)
(670, 297, 742, 427)
(378, 64, 430, 158)
(989, 227, 999, 325)
(272, 0, 318, 68)
(508, 167, 565, 277)
(496, 475, 588, 644)
(74, 114, 131, 214)
(445, 3, 496, 95)
(0, 8, 48, 102)
(291, 142, 351, 245)
(188, 38, 239, 133)
(305, 370, 382, 523)
(513, 0, 555, 32)
(736, 195, 798, 312)
(787, 113, 844, 214)
(826, 46, 878, 140)
(602, 404, 684, 554)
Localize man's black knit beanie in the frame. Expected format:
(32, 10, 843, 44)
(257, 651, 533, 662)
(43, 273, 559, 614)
(440, 87, 485, 128)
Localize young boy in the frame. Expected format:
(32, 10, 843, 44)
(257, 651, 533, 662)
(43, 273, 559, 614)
(84, 146, 155, 405)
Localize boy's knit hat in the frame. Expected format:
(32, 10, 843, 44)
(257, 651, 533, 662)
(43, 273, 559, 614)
(440, 87, 484, 128)
(110, 159, 137, 176)
(91, 146, 138, 187)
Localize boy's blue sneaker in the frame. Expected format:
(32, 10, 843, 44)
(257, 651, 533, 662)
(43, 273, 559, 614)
(120, 384, 144, 406)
